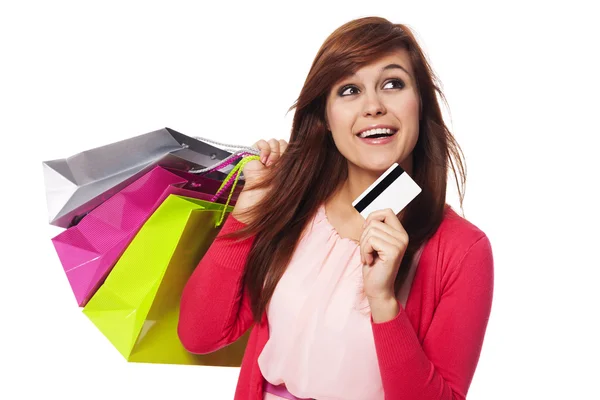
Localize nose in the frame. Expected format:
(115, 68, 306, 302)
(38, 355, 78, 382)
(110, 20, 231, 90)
(362, 92, 386, 117)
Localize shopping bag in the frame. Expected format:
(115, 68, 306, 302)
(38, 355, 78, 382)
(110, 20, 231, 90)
(51, 165, 244, 307)
(82, 156, 259, 365)
(82, 195, 249, 365)
(42, 127, 243, 228)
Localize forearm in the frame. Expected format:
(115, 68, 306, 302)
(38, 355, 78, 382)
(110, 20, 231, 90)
(369, 295, 400, 323)
(369, 296, 454, 398)
(369, 236, 494, 400)
(371, 301, 464, 400)
(178, 215, 256, 354)
(231, 187, 266, 224)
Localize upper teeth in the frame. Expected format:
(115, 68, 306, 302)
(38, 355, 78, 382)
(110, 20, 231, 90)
(358, 128, 396, 138)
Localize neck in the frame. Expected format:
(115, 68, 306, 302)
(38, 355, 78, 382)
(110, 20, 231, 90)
(341, 169, 381, 205)
(333, 157, 413, 218)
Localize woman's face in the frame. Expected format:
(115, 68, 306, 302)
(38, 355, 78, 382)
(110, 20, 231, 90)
(325, 49, 421, 175)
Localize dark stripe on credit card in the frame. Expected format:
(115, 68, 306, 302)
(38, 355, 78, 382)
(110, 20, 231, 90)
(353, 164, 405, 214)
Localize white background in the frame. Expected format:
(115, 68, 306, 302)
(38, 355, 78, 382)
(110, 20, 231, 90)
(1, 1, 598, 399)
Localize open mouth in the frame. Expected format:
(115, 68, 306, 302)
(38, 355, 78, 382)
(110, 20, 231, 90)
(356, 128, 398, 139)
(363, 132, 396, 139)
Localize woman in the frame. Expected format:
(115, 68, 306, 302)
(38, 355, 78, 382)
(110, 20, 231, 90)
(178, 16, 494, 400)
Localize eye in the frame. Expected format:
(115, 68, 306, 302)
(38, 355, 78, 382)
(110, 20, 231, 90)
(384, 79, 405, 90)
(338, 78, 406, 97)
(339, 85, 359, 96)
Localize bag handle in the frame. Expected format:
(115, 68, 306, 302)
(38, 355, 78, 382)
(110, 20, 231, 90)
(186, 136, 259, 175)
(188, 149, 255, 175)
(193, 136, 260, 157)
(181, 136, 261, 226)
(211, 155, 260, 227)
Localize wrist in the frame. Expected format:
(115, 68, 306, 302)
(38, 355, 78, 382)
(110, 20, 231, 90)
(366, 290, 396, 303)
(368, 294, 400, 324)
(231, 191, 258, 223)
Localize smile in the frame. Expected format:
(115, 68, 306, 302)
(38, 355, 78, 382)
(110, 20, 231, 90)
(356, 129, 398, 145)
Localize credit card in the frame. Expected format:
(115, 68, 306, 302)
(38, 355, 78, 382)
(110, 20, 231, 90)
(352, 163, 421, 218)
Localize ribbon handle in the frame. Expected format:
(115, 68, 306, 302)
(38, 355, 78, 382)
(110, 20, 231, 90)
(212, 155, 260, 227)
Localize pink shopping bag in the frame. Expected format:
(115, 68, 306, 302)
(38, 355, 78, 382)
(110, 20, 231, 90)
(51, 165, 243, 306)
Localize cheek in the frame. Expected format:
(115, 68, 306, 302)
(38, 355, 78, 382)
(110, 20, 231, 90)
(328, 106, 355, 132)
(329, 119, 357, 158)
(397, 96, 420, 120)
(403, 99, 421, 140)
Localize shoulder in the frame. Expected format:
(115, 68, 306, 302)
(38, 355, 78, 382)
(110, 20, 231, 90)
(426, 205, 494, 285)
(437, 205, 489, 248)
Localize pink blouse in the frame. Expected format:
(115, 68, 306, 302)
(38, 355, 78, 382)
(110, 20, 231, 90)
(257, 203, 390, 400)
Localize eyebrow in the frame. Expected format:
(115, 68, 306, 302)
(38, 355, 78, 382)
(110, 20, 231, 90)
(350, 63, 412, 79)
(384, 63, 411, 75)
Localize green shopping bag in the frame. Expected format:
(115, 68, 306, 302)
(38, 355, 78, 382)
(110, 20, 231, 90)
(82, 155, 259, 365)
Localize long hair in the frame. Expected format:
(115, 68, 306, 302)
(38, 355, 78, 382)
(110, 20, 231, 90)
(221, 16, 467, 324)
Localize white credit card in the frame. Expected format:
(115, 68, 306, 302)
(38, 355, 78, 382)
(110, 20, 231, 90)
(352, 163, 422, 218)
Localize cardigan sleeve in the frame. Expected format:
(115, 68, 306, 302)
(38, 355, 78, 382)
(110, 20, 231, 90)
(370, 234, 494, 400)
(178, 214, 256, 354)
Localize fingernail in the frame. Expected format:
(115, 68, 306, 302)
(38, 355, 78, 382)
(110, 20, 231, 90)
(267, 160, 273, 167)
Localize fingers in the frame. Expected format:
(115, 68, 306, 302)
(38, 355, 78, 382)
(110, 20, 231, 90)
(266, 139, 280, 166)
(252, 138, 289, 166)
(360, 220, 402, 247)
(361, 236, 389, 266)
(278, 139, 288, 157)
(363, 208, 405, 235)
(252, 139, 270, 164)
(360, 225, 401, 265)
(360, 209, 409, 265)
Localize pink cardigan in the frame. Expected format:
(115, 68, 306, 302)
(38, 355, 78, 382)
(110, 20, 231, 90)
(178, 205, 494, 400)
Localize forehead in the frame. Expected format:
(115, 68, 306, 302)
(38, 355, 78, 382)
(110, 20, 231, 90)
(351, 50, 414, 79)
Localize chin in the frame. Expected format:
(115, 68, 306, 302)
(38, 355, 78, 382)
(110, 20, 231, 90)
(360, 162, 393, 174)
(347, 151, 405, 174)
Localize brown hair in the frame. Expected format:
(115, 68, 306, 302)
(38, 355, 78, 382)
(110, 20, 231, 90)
(222, 16, 466, 324)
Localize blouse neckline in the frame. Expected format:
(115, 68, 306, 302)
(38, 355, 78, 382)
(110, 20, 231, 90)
(318, 203, 361, 246)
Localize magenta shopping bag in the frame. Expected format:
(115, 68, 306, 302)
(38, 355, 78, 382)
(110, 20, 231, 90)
(51, 165, 243, 306)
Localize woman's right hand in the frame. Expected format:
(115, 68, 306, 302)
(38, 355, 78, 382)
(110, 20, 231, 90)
(232, 138, 288, 223)
(241, 138, 288, 186)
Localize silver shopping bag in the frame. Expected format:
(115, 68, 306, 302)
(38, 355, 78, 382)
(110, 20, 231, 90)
(42, 127, 243, 228)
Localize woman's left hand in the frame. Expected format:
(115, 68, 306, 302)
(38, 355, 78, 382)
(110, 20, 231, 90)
(360, 208, 409, 301)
